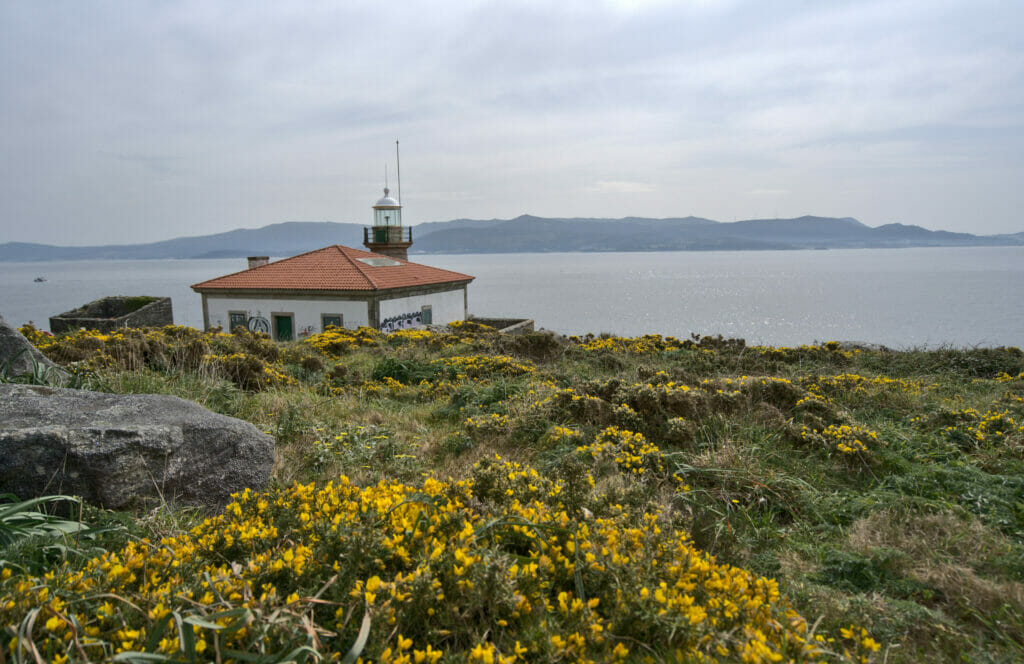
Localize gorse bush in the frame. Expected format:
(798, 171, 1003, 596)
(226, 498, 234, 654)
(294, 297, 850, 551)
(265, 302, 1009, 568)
(0, 461, 877, 663)
(305, 325, 383, 355)
(24, 325, 299, 391)
(6, 323, 1024, 662)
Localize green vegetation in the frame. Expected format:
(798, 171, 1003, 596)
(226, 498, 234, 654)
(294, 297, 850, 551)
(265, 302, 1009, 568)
(120, 296, 160, 314)
(3, 322, 1023, 663)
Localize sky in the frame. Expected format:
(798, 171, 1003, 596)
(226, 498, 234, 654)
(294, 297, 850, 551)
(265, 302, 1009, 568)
(1, 0, 1022, 246)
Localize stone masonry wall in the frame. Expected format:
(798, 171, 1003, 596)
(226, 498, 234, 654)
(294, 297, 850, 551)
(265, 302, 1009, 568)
(469, 316, 535, 335)
(50, 296, 173, 334)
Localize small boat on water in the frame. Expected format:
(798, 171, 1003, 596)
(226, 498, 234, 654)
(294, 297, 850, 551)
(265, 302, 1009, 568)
(33, 276, 47, 282)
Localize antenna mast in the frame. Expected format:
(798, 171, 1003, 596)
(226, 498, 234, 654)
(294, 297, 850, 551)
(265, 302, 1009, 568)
(395, 139, 402, 204)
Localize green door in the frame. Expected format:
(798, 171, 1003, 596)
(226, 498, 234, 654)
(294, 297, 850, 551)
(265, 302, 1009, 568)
(274, 315, 293, 341)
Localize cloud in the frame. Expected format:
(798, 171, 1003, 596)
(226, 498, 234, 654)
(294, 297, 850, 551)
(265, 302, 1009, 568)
(584, 180, 657, 194)
(1, 0, 1022, 244)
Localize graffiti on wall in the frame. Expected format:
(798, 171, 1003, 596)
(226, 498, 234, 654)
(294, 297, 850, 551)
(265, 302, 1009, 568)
(379, 311, 422, 334)
(219, 311, 270, 333)
(298, 325, 315, 338)
(247, 314, 270, 334)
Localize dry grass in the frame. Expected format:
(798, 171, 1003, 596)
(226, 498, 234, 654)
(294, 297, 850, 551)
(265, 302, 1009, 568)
(848, 509, 1024, 620)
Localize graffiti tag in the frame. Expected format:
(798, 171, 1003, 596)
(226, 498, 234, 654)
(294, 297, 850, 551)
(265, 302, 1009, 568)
(247, 315, 270, 334)
(379, 312, 422, 334)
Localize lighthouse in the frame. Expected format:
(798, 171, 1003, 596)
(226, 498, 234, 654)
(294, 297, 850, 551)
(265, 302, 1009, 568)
(363, 143, 412, 260)
(362, 186, 411, 260)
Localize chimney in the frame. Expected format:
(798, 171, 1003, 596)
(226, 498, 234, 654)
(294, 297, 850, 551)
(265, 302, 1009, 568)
(247, 256, 269, 269)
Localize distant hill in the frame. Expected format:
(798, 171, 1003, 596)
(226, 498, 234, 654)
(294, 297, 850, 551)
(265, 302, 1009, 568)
(1, 216, 1020, 261)
(992, 231, 1024, 243)
(0, 222, 365, 261)
(410, 215, 1021, 253)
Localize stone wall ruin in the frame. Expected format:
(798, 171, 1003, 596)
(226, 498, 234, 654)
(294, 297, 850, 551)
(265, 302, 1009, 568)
(49, 296, 173, 334)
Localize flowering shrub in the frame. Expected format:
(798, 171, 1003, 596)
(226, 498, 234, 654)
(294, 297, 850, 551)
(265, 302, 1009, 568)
(305, 326, 381, 355)
(802, 373, 927, 397)
(800, 424, 883, 459)
(23, 323, 292, 381)
(358, 376, 416, 399)
(916, 407, 1024, 449)
(464, 412, 512, 436)
(542, 387, 615, 425)
(26, 325, 213, 371)
(202, 352, 298, 390)
(16, 322, 51, 346)
(434, 355, 535, 380)
(387, 329, 434, 346)
(540, 425, 584, 449)
(568, 333, 687, 354)
(1, 461, 868, 663)
(310, 425, 419, 480)
(577, 426, 668, 479)
(446, 320, 497, 335)
(23, 325, 300, 381)
(750, 343, 856, 365)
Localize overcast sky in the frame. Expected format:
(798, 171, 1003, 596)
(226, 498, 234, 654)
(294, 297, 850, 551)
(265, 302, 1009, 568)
(1, 0, 1022, 246)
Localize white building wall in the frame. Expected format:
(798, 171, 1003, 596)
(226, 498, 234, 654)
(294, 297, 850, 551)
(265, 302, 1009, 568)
(379, 287, 466, 331)
(204, 295, 369, 337)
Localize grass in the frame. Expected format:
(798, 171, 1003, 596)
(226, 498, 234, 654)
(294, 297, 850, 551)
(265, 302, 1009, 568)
(1, 324, 1023, 662)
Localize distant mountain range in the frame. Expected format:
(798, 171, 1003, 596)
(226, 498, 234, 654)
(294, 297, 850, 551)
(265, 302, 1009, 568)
(2, 216, 1022, 261)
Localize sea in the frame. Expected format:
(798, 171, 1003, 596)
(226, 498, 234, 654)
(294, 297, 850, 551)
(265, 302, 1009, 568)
(1, 246, 1022, 349)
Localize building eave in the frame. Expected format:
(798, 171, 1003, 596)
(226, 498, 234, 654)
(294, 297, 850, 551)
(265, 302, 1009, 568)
(191, 280, 473, 299)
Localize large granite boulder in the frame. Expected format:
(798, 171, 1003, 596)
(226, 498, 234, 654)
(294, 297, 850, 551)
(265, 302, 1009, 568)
(0, 315, 68, 385)
(0, 384, 275, 512)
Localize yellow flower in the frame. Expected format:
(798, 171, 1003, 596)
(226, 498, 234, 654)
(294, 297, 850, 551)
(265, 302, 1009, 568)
(413, 645, 443, 663)
(470, 642, 495, 664)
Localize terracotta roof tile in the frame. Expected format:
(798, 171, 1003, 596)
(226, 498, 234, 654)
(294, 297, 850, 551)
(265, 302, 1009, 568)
(191, 245, 473, 292)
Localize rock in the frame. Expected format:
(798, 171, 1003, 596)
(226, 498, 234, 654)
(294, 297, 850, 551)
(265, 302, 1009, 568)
(0, 315, 69, 385)
(0, 384, 275, 513)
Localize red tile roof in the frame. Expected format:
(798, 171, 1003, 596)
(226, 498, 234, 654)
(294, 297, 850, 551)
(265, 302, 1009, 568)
(191, 245, 473, 292)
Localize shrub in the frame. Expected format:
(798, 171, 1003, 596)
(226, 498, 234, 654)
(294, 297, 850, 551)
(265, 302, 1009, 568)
(0, 464, 868, 663)
(372, 356, 438, 384)
(495, 330, 567, 362)
(202, 352, 297, 391)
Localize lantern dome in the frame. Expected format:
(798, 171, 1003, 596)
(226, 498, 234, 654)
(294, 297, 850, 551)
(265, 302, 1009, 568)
(374, 187, 400, 208)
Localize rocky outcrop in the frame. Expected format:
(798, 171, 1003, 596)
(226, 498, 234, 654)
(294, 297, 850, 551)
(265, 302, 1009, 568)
(0, 384, 275, 512)
(0, 315, 68, 384)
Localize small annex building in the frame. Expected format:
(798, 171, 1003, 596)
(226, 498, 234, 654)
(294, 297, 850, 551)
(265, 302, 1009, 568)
(191, 183, 474, 341)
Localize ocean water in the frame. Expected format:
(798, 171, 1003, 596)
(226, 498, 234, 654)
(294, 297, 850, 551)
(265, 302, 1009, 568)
(2, 247, 1022, 349)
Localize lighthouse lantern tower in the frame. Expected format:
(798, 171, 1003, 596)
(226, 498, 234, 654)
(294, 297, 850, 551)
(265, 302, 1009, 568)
(363, 142, 412, 260)
(363, 187, 412, 260)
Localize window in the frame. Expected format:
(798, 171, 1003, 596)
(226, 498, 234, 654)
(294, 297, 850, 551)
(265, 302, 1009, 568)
(421, 305, 432, 325)
(322, 314, 343, 330)
(228, 311, 247, 332)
